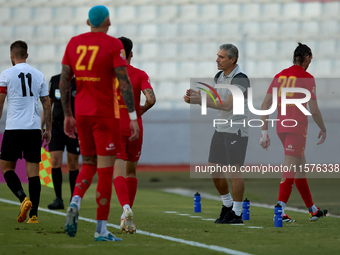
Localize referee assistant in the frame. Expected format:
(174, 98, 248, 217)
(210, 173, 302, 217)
(42, 74, 79, 210)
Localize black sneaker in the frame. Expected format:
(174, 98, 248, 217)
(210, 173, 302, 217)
(218, 210, 243, 224)
(48, 197, 64, 210)
(215, 205, 232, 223)
(309, 208, 328, 222)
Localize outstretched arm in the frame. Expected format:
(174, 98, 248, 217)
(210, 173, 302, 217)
(140, 88, 156, 116)
(114, 66, 140, 141)
(206, 94, 233, 111)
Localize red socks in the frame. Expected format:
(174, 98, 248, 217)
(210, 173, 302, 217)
(73, 164, 96, 198)
(126, 177, 138, 208)
(295, 178, 314, 208)
(96, 166, 114, 220)
(114, 176, 130, 207)
(278, 172, 295, 203)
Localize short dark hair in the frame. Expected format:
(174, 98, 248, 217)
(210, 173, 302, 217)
(118, 37, 133, 59)
(10, 40, 28, 59)
(293, 42, 312, 65)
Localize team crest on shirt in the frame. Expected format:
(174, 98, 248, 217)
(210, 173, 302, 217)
(286, 144, 294, 152)
(312, 87, 316, 95)
(120, 49, 126, 60)
(55, 89, 61, 99)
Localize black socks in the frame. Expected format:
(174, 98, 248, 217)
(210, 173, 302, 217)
(4, 170, 26, 203)
(28, 176, 41, 217)
(52, 167, 62, 199)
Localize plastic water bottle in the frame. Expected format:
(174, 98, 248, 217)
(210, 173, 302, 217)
(242, 198, 250, 221)
(194, 192, 201, 213)
(274, 203, 283, 227)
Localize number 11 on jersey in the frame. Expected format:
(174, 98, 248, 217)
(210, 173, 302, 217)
(18, 72, 33, 97)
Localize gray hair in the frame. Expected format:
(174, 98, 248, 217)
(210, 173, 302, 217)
(219, 44, 238, 64)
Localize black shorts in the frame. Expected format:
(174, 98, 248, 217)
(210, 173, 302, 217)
(49, 124, 80, 155)
(208, 130, 248, 166)
(1, 129, 42, 163)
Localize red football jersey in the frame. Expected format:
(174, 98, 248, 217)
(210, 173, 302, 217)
(116, 64, 153, 136)
(267, 65, 317, 136)
(62, 32, 127, 118)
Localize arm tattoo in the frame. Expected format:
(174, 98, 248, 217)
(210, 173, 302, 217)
(114, 66, 135, 113)
(40, 96, 52, 131)
(142, 88, 156, 112)
(60, 64, 74, 116)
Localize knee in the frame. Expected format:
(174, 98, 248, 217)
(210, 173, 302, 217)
(51, 157, 61, 168)
(82, 155, 97, 166)
(67, 155, 79, 170)
(1, 168, 11, 176)
(98, 166, 113, 179)
(126, 165, 136, 177)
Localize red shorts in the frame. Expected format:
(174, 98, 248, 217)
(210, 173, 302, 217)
(278, 133, 306, 159)
(116, 134, 143, 162)
(76, 115, 121, 156)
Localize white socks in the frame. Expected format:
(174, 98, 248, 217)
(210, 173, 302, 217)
(96, 220, 110, 236)
(71, 195, 81, 210)
(308, 205, 318, 214)
(121, 204, 131, 220)
(221, 193, 233, 207)
(221, 193, 242, 217)
(278, 201, 286, 216)
(232, 201, 242, 216)
(123, 204, 131, 212)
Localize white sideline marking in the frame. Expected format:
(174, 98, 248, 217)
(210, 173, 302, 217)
(163, 188, 340, 218)
(0, 198, 252, 255)
(247, 227, 263, 229)
(165, 211, 259, 227)
(164, 211, 178, 214)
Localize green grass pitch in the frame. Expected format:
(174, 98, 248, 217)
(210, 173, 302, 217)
(0, 172, 339, 255)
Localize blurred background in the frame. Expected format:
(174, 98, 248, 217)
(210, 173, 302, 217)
(0, 0, 339, 166)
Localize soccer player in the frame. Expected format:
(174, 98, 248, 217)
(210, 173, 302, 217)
(260, 43, 328, 222)
(41, 74, 79, 210)
(60, 6, 139, 241)
(0, 40, 52, 223)
(114, 37, 156, 233)
(184, 44, 249, 224)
